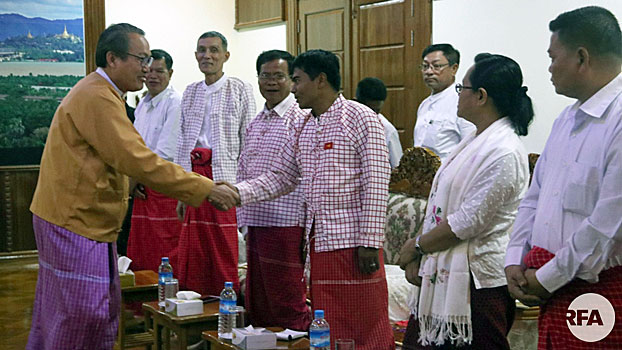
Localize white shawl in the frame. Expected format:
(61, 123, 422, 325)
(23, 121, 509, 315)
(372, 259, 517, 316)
(410, 117, 518, 346)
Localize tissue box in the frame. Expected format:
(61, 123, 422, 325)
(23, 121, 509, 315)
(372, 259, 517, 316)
(164, 298, 203, 317)
(119, 270, 135, 288)
(232, 328, 277, 350)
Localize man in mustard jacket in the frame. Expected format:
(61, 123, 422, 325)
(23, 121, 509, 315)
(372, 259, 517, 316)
(26, 23, 238, 350)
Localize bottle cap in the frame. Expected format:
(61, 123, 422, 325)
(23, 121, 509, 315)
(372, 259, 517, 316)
(161, 257, 169, 262)
(225, 281, 233, 288)
(314, 309, 324, 319)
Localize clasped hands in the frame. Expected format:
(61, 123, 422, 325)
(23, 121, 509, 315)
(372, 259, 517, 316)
(398, 237, 423, 286)
(207, 181, 240, 211)
(505, 265, 552, 306)
(176, 181, 240, 221)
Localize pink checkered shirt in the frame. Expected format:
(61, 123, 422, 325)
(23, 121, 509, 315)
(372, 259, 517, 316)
(237, 95, 390, 252)
(175, 75, 256, 182)
(236, 94, 306, 228)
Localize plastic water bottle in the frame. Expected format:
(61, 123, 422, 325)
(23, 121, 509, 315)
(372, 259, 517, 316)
(218, 281, 237, 339)
(310, 309, 330, 350)
(158, 257, 173, 306)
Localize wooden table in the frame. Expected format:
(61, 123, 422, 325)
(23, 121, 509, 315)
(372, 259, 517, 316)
(202, 327, 310, 350)
(118, 270, 159, 350)
(142, 300, 220, 350)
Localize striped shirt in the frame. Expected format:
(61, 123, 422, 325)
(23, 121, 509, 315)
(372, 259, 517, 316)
(237, 95, 390, 252)
(237, 94, 306, 228)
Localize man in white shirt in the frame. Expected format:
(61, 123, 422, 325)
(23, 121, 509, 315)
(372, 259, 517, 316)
(174, 31, 255, 296)
(413, 44, 475, 162)
(505, 6, 622, 348)
(356, 77, 403, 168)
(127, 49, 183, 272)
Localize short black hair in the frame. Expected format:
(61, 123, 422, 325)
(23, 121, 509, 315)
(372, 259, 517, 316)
(256, 50, 295, 75)
(549, 6, 621, 60)
(470, 53, 534, 136)
(198, 31, 228, 51)
(151, 49, 173, 70)
(421, 43, 460, 66)
(291, 49, 341, 91)
(356, 77, 387, 102)
(95, 23, 145, 68)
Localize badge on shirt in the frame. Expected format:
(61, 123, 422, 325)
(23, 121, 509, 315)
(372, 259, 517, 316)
(324, 142, 333, 150)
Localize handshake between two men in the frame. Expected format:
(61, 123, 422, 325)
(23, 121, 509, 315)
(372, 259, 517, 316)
(176, 181, 240, 221)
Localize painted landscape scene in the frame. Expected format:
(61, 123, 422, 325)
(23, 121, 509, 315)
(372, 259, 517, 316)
(0, 1, 84, 163)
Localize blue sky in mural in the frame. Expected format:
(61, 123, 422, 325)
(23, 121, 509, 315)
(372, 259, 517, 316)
(0, 0, 82, 20)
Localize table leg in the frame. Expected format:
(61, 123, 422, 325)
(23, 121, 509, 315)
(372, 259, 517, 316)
(165, 327, 172, 350)
(118, 300, 125, 349)
(154, 319, 162, 350)
(178, 328, 187, 350)
(144, 310, 153, 350)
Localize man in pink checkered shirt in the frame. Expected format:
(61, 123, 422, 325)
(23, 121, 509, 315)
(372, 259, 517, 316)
(173, 31, 255, 296)
(237, 49, 311, 330)
(235, 49, 395, 350)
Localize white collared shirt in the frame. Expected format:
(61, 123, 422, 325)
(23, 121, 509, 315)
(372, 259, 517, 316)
(413, 85, 475, 162)
(133, 85, 181, 161)
(196, 74, 228, 148)
(378, 113, 403, 168)
(95, 67, 122, 96)
(506, 73, 622, 293)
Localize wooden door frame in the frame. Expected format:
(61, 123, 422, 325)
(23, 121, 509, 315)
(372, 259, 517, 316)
(84, 0, 106, 74)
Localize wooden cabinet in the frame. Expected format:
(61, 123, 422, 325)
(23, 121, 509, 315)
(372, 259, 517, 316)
(0, 166, 39, 253)
(235, 0, 285, 29)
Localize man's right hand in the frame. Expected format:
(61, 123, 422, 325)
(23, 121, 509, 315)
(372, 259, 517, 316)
(176, 201, 187, 222)
(207, 182, 240, 211)
(505, 265, 544, 306)
(405, 259, 422, 286)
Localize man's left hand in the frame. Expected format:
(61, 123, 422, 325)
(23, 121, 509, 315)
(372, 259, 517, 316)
(523, 268, 552, 301)
(357, 246, 380, 275)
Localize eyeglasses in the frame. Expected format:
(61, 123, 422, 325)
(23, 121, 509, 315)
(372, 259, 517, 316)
(455, 83, 478, 94)
(419, 63, 449, 72)
(125, 53, 153, 67)
(258, 72, 289, 82)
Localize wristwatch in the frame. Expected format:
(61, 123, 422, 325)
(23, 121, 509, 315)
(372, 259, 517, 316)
(415, 235, 426, 256)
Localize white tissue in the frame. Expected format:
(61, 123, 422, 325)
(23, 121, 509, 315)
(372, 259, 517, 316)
(235, 325, 266, 335)
(117, 256, 132, 273)
(176, 291, 201, 300)
(275, 329, 307, 340)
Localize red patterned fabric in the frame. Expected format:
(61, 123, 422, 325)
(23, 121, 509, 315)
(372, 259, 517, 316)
(310, 239, 394, 350)
(176, 148, 239, 295)
(245, 226, 311, 330)
(127, 186, 182, 272)
(402, 281, 515, 350)
(524, 246, 622, 349)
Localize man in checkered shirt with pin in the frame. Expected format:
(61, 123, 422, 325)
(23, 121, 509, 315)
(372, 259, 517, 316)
(234, 49, 394, 350)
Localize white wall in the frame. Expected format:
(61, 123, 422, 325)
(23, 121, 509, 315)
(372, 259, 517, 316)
(105, 0, 286, 111)
(432, 0, 622, 153)
(105, 0, 622, 153)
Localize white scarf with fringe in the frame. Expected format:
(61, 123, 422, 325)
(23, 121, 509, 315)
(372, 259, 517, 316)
(409, 117, 516, 346)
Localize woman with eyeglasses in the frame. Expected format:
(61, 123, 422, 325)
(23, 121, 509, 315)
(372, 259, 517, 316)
(398, 53, 534, 349)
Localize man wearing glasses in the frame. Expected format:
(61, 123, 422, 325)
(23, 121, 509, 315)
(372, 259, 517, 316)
(237, 50, 311, 330)
(27, 24, 237, 350)
(413, 43, 475, 162)
(174, 31, 255, 297)
(126, 49, 184, 273)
